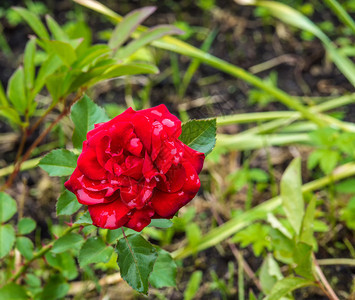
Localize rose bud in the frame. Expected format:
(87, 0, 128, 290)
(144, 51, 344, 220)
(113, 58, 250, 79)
(65, 104, 205, 232)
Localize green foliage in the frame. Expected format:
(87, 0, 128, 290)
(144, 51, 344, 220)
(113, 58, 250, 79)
(281, 158, 304, 235)
(0, 283, 28, 300)
(7, 67, 27, 115)
(340, 196, 355, 229)
(0, 224, 16, 259)
(56, 190, 82, 216)
(16, 237, 34, 260)
(51, 233, 84, 254)
(148, 219, 173, 228)
(267, 277, 314, 300)
(149, 248, 177, 288)
(45, 251, 78, 280)
(116, 234, 158, 294)
(40, 274, 70, 300)
(39, 149, 78, 176)
(259, 255, 283, 295)
(109, 7, 156, 51)
(184, 270, 203, 300)
(79, 237, 114, 267)
(18, 217, 36, 235)
(232, 223, 272, 256)
(74, 211, 93, 225)
(0, 192, 17, 223)
(70, 95, 109, 148)
(180, 118, 217, 154)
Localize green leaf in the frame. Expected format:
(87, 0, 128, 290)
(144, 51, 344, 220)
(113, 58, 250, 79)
(186, 223, 202, 249)
(0, 224, 16, 258)
(307, 149, 322, 170)
(25, 273, 41, 287)
(39, 149, 78, 176)
(45, 252, 78, 280)
(46, 73, 66, 102)
(0, 81, 9, 106)
(24, 38, 36, 90)
(79, 237, 114, 267)
(335, 178, 355, 193)
(56, 190, 81, 216)
(184, 270, 203, 300)
(116, 233, 158, 294)
(319, 149, 339, 174)
(18, 217, 36, 235)
(0, 283, 28, 300)
(47, 41, 77, 67)
(13, 7, 50, 40)
(71, 95, 109, 148)
(300, 197, 316, 245)
(106, 228, 123, 244)
(259, 254, 283, 295)
(40, 274, 70, 300)
(73, 44, 111, 71)
(0, 192, 17, 223)
(0, 106, 22, 126)
(148, 219, 173, 228)
(74, 211, 93, 225)
(33, 54, 63, 96)
(280, 158, 304, 235)
(93, 62, 159, 84)
(293, 242, 314, 280)
(149, 248, 177, 288)
(232, 223, 271, 256)
(52, 233, 84, 254)
(16, 236, 34, 260)
(179, 118, 216, 155)
(109, 7, 156, 51)
(267, 213, 292, 239)
(267, 276, 314, 300)
(116, 25, 183, 59)
(45, 15, 69, 41)
(7, 67, 27, 115)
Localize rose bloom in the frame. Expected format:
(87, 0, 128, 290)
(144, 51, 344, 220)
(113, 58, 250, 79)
(65, 104, 204, 231)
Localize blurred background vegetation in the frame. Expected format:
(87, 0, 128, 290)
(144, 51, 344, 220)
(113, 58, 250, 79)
(1, 0, 355, 299)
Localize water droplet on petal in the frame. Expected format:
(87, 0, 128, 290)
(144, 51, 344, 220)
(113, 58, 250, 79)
(162, 118, 175, 127)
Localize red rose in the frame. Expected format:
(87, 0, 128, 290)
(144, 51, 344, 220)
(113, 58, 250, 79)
(65, 104, 204, 232)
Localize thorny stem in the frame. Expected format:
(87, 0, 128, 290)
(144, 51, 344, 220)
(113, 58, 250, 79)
(9, 224, 81, 283)
(313, 254, 340, 300)
(0, 89, 86, 192)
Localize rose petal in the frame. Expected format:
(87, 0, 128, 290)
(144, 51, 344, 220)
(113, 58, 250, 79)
(131, 113, 152, 151)
(141, 104, 182, 138)
(151, 162, 200, 217)
(77, 141, 106, 180)
(120, 179, 155, 209)
(156, 163, 185, 193)
(150, 190, 188, 218)
(126, 137, 143, 157)
(86, 107, 136, 140)
(88, 199, 131, 229)
(142, 151, 159, 180)
(182, 143, 205, 174)
(122, 156, 143, 180)
(154, 139, 184, 174)
(64, 168, 84, 193)
(151, 121, 164, 161)
(125, 207, 155, 232)
(75, 188, 111, 205)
